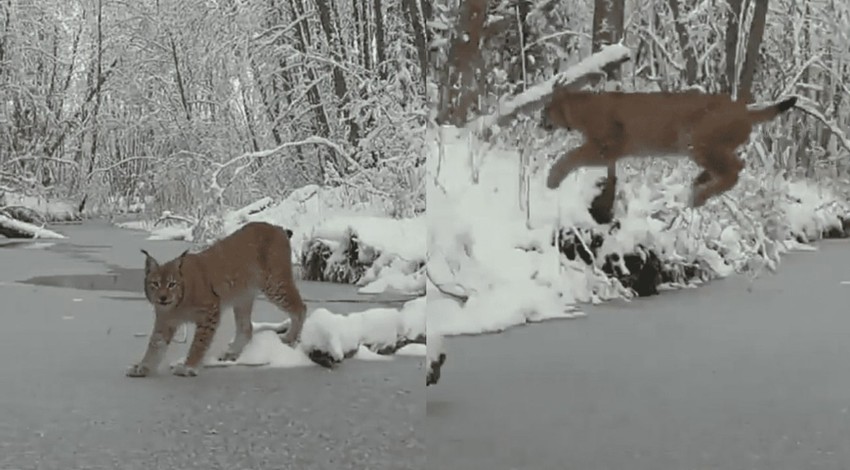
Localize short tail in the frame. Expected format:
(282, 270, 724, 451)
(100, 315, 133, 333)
(748, 96, 797, 124)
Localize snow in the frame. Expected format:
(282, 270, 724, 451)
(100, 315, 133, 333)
(426, 330, 444, 364)
(204, 330, 315, 368)
(0, 192, 78, 221)
(784, 180, 845, 242)
(145, 224, 193, 241)
(308, 215, 425, 294)
(427, 124, 850, 339)
(245, 297, 425, 367)
(395, 343, 426, 356)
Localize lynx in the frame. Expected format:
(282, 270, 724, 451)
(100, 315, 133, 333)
(126, 221, 307, 378)
(542, 90, 797, 207)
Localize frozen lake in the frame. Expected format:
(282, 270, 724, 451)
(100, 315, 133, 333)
(427, 240, 850, 470)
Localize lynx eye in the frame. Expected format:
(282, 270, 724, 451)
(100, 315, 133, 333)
(167, 280, 177, 288)
(150, 280, 160, 288)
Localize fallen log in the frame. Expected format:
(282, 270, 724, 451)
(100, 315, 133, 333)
(0, 213, 66, 239)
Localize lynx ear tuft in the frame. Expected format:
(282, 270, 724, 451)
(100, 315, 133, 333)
(177, 249, 190, 270)
(141, 249, 158, 273)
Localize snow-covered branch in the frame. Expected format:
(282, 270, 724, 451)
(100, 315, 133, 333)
(471, 43, 631, 131)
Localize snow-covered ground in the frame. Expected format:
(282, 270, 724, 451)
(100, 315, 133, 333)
(427, 124, 850, 340)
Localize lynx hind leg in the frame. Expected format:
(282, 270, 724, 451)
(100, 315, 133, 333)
(258, 230, 308, 346)
(218, 297, 255, 362)
(263, 275, 307, 346)
(546, 142, 610, 189)
(690, 148, 744, 207)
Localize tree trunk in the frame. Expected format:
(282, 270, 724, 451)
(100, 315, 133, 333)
(436, 0, 489, 126)
(402, 0, 428, 89)
(591, 0, 625, 80)
(737, 0, 768, 103)
(723, 0, 743, 94)
(588, 0, 625, 225)
(373, 0, 387, 79)
(168, 32, 191, 122)
(291, 0, 333, 180)
(315, 0, 360, 145)
(667, 0, 698, 84)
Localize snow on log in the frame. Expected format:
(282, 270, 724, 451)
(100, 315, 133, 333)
(289, 297, 426, 368)
(471, 42, 632, 130)
(0, 192, 80, 222)
(0, 213, 66, 239)
(222, 197, 275, 230)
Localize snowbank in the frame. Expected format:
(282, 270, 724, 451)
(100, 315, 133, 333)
(235, 297, 425, 369)
(0, 191, 80, 223)
(427, 125, 850, 339)
(301, 215, 425, 295)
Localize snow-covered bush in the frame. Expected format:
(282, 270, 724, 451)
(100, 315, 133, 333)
(427, 124, 850, 338)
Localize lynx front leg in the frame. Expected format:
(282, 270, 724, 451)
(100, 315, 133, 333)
(546, 143, 609, 190)
(218, 297, 255, 362)
(172, 306, 221, 377)
(126, 317, 177, 377)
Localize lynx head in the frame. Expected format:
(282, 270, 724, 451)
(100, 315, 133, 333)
(541, 87, 581, 131)
(141, 249, 189, 310)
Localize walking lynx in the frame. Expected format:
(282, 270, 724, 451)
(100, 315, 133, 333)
(126, 221, 307, 378)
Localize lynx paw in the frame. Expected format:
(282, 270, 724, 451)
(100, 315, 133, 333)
(170, 362, 199, 377)
(126, 363, 151, 378)
(546, 171, 561, 190)
(281, 334, 300, 348)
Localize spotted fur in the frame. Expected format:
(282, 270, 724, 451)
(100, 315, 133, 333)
(126, 221, 307, 378)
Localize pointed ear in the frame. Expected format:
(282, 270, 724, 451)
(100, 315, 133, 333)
(177, 249, 190, 269)
(140, 249, 158, 274)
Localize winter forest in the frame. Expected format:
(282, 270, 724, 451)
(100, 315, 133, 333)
(2, 0, 850, 466)
(1, 0, 427, 241)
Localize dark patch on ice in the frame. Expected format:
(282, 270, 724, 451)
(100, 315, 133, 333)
(0, 240, 37, 249)
(19, 269, 143, 293)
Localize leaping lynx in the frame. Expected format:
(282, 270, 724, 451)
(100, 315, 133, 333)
(126, 221, 307, 378)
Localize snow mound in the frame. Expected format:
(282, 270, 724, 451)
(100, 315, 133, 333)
(292, 297, 425, 367)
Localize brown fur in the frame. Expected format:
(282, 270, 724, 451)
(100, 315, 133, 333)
(126, 221, 307, 378)
(542, 90, 797, 207)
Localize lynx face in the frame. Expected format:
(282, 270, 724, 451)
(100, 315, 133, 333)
(141, 249, 187, 310)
